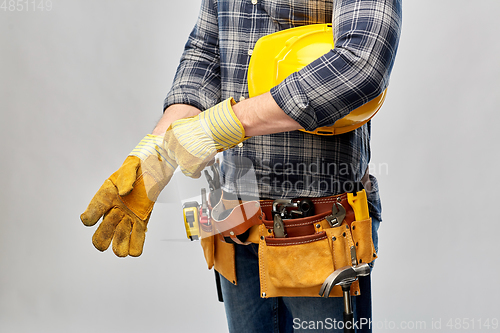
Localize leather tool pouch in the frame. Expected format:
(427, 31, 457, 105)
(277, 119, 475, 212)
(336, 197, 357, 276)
(199, 211, 239, 285)
(200, 222, 215, 270)
(351, 218, 378, 265)
(200, 192, 378, 294)
(200, 198, 264, 285)
(257, 195, 377, 298)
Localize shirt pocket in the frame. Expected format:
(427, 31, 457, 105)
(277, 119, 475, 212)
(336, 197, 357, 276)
(261, 0, 332, 27)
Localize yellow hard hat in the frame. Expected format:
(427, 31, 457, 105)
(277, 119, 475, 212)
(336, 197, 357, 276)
(247, 24, 387, 135)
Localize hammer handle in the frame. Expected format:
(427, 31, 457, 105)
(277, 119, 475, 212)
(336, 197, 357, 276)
(343, 312, 355, 333)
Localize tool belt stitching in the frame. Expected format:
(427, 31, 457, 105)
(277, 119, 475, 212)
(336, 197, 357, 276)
(264, 215, 328, 228)
(259, 195, 346, 206)
(264, 234, 328, 246)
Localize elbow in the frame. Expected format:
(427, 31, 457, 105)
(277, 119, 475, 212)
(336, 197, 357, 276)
(336, 45, 396, 101)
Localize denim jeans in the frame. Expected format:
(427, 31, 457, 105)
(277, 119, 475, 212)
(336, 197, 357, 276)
(220, 218, 380, 333)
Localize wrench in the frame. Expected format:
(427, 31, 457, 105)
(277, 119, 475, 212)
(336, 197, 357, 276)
(325, 200, 346, 227)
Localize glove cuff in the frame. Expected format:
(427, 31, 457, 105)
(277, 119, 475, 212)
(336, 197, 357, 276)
(201, 98, 246, 151)
(130, 134, 177, 171)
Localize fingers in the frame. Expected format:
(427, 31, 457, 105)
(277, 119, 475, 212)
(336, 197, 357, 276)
(92, 207, 123, 252)
(91, 207, 145, 258)
(81, 180, 117, 227)
(82, 156, 151, 257)
(129, 219, 148, 257)
(112, 216, 133, 257)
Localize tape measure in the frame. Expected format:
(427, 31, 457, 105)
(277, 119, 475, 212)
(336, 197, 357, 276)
(182, 201, 201, 241)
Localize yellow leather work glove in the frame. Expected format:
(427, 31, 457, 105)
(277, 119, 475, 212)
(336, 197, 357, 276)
(80, 135, 177, 257)
(163, 98, 247, 178)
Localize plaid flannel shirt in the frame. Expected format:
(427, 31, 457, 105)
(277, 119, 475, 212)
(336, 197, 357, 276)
(164, 0, 402, 220)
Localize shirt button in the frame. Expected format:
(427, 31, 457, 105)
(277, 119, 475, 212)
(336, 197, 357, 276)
(248, 49, 253, 56)
(251, 0, 258, 4)
(239, 96, 246, 102)
(237, 142, 244, 148)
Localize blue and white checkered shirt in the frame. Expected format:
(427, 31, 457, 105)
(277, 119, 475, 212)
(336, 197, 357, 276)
(164, 0, 402, 220)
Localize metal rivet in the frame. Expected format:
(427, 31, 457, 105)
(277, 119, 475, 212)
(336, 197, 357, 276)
(346, 225, 349, 229)
(332, 236, 336, 241)
(352, 226, 356, 230)
(233, 280, 236, 284)
(343, 232, 346, 237)
(262, 292, 266, 297)
(268, 229, 272, 233)
(359, 259, 363, 263)
(230, 231, 234, 236)
(356, 242, 359, 247)
(373, 253, 377, 257)
(354, 291, 359, 295)
(260, 236, 265, 240)
(315, 224, 321, 228)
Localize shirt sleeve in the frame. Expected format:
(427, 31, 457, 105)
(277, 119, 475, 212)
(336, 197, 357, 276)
(163, 0, 221, 112)
(270, 0, 402, 131)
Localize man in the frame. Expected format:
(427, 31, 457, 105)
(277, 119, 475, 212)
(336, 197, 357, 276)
(81, 0, 401, 332)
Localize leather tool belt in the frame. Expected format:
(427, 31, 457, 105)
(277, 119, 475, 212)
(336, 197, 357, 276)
(200, 188, 378, 298)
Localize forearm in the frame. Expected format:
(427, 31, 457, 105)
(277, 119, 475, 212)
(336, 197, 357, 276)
(271, 0, 402, 131)
(232, 92, 302, 137)
(152, 104, 201, 136)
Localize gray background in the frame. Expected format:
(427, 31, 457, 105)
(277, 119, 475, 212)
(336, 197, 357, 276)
(1, 0, 499, 332)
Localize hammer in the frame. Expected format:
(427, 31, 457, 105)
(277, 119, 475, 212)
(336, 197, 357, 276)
(319, 263, 371, 333)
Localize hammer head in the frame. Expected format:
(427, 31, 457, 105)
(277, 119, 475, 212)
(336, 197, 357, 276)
(319, 263, 371, 298)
